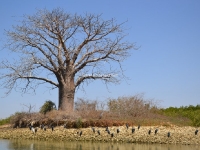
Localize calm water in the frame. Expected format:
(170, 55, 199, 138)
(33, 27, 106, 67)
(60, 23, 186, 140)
(0, 139, 200, 150)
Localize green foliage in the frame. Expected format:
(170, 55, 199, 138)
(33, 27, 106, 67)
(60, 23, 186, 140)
(161, 105, 200, 126)
(75, 118, 82, 128)
(0, 117, 10, 125)
(39, 100, 56, 114)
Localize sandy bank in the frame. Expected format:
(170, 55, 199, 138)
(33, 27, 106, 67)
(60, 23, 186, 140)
(0, 125, 199, 145)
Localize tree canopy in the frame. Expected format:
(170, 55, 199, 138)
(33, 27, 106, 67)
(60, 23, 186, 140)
(0, 8, 135, 111)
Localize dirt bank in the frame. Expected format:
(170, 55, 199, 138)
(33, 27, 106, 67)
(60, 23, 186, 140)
(0, 125, 199, 145)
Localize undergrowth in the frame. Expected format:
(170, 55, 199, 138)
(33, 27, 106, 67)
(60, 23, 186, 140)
(1, 95, 199, 128)
(0, 117, 10, 126)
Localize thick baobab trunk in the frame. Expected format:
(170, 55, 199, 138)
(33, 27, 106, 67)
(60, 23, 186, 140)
(58, 77, 75, 111)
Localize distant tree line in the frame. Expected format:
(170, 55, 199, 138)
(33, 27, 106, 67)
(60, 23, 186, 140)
(160, 105, 200, 126)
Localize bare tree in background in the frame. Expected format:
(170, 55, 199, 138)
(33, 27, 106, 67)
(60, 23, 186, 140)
(0, 8, 135, 111)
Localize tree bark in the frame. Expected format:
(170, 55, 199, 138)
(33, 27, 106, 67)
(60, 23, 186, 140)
(58, 76, 75, 111)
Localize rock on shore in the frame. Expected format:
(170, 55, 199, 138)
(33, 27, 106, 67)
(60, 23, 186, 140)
(0, 125, 199, 145)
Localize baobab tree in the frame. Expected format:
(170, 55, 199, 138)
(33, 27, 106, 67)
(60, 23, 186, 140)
(0, 8, 135, 111)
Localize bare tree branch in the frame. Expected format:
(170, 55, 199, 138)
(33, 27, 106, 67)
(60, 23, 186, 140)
(0, 8, 136, 110)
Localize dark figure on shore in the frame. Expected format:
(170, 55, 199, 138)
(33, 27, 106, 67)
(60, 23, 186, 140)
(40, 124, 44, 130)
(138, 125, 140, 130)
(79, 131, 82, 137)
(126, 123, 129, 129)
(35, 128, 37, 133)
(28, 125, 32, 130)
(51, 125, 54, 131)
(195, 129, 198, 135)
(148, 129, 151, 135)
(111, 133, 114, 138)
(132, 127, 135, 133)
(155, 129, 158, 135)
(167, 132, 170, 138)
(92, 127, 95, 133)
(117, 128, 120, 134)
(107, 129, 110, 134)
(97, 130, 100, 135)
(43, 127, 46, 131)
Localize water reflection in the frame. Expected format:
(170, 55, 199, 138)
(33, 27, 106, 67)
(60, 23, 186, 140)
(0, 139, 200, 150)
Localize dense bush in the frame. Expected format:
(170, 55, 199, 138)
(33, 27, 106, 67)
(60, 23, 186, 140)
(9, 112, 44, 127)
(0, 117, 10, 125)
(161, 105, 200, 126)
(75, 98, 97, 111)
(75, 118, 82, 128)
(2, 96, 200, 128)
(39, 100, 56, 114)
(107, 95, 158, 118)
(9, 112, 27, 124)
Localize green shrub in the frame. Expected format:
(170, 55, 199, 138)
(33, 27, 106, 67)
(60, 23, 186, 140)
(39, 100, 56, 114)
(161, 105, 200, 126)
(0, 117, 10, 125)
(75, 118, 82, 128)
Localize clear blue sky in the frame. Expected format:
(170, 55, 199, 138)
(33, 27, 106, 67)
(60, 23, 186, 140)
(0, 0, 200, 119)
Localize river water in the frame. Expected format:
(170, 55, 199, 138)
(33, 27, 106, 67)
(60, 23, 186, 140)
(0, 139, 200, 150)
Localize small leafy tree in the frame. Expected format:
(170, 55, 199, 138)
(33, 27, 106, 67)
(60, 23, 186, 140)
(39, 100, 56, 114)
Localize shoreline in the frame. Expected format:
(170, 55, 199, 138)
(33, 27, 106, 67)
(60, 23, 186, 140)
(0, 125, 199, 145)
